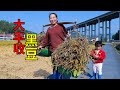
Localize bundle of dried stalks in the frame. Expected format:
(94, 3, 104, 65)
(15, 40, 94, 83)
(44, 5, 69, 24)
(37, 33, 45, 47)
(51, 37, 90, 78)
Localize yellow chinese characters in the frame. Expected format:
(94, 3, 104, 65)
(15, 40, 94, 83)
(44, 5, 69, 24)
(25, 34, 38, 60)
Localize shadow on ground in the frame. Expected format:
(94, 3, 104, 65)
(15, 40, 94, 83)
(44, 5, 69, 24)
(33, 69, 93, 79)
(83, 72, 92, 78)
(33, 69, 51, 79)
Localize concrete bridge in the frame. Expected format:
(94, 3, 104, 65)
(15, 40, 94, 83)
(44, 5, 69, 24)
(67, 11, 120, 42)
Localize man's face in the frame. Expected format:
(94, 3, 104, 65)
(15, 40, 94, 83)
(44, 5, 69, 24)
(49, 14, 58, 24)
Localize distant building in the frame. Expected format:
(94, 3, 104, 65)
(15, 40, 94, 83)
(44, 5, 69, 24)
(95, 37, 99, 41)
(90, 37, 99, 42)
(0, 34, 14, 40)
(0, 33, 26, 40)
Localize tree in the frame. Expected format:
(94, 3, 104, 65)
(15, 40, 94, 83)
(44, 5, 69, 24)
(0, 20, 36, 34)
(112, 30, 119, 40)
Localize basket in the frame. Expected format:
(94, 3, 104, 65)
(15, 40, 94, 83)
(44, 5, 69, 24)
(37, 48, 51, 57)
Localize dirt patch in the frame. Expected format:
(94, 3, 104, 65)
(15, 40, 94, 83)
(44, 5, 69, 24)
(0, 43, 94, 79)
(0, 45, 53, 79)
(0, 71, 21, 79)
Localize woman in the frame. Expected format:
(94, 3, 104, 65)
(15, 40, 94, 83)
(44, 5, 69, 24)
(38, 13, 70, 79)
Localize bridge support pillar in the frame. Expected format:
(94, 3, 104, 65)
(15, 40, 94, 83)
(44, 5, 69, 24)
(119, 12, 120, 40)
(82, 27, 83, 36)
(102, 21, 104, 41)
(91, 24, 93, 39)
(88, 25, 90, 39)
(85, 24, 87, 37)
(98, 19, 100, 40)
(109, 20, 111, 42)
(94, 24, 96, 38)
(105, 20, 111, 42)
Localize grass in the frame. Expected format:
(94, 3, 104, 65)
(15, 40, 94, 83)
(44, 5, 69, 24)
(116, 45, 120, 54)
(0, 40, 95, 59)
(111, 42, 120, 55)
(89, 44, 95, 50)
(0, 40, 95, 51)
(117, 50, 120, 54)
(0, 40, 25, 45)
(0, 40, 26, 59)
(0, 40, 95, 47)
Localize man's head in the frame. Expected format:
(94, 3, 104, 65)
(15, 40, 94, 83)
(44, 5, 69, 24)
(95, 41, 103, 50)
(49, 13, 58, 25)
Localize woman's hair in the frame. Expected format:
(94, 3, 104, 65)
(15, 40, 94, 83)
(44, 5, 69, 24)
(49, 13, 67, 33)
(95, 41, 103, 47)
(49, 13, 58, 18)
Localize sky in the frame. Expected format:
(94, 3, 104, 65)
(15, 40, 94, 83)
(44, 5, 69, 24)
(0, 11, 119, 36)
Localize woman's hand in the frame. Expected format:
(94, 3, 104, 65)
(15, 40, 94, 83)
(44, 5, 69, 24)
(66, 33, 71, 39)
(66, 33, 71, 38)
(38, 46, 42, 50)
